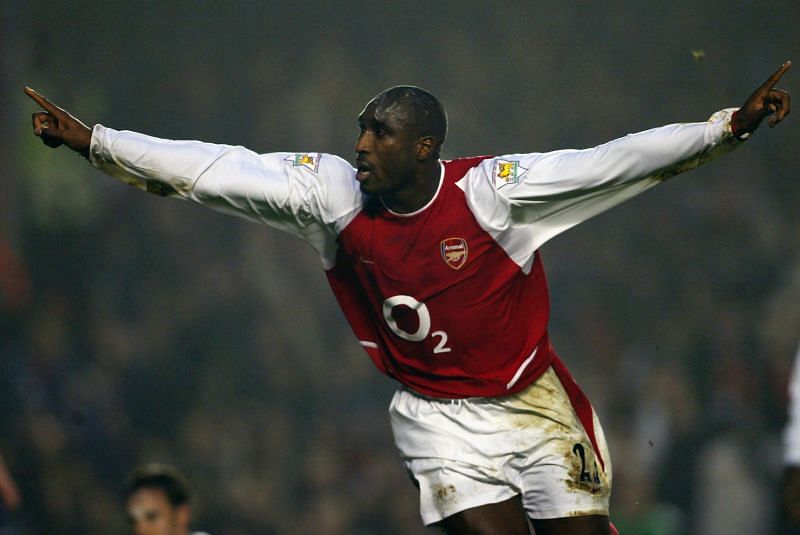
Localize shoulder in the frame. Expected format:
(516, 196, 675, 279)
(257, 151, 354, 181)
(446, 154, 549, 192)
(280, 152, 364, 229)
(223, 150, 362, 228)
(443, 155, 495, 181)
(311, 153, 363, 225)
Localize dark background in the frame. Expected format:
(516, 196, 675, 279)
(1, 1, 798, 533)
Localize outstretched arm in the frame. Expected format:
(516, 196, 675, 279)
(460, 62, 792, 255)
(503, 61, 792, 200)
(24, 88, 362, 266)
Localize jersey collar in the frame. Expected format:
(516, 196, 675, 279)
(381, 162, 445, 217)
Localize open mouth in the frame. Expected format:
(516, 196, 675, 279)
(355, 161, 372, 181)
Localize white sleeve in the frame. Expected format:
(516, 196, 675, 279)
(464, 108, 742, 254)
(88, 125, 362, 266)
(785, 344, 800, 466)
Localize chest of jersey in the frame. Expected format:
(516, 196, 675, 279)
(327, 159, 551, 397)
(338, 186, 505, 303)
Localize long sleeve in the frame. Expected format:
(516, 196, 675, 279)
(458, 108, 744, 271)
(88, 125, 363, 265)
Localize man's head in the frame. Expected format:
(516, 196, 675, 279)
(354, 86, 447, 197)
(124, 464, 192, 535)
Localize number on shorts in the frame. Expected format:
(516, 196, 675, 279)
(572, 443, 600, 484)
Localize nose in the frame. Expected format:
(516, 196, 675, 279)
(354, 130, 370, 155)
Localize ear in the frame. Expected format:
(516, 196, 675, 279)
(415, 136, 436, 160)
(175, 504, 191, 529)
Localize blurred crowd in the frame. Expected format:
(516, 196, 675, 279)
(2, 1, 799, 533)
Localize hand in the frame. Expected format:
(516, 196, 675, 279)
(732, 61, 791, 137)
(25, 86, 93, 159)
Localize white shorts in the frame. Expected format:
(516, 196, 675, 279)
(389, 366, 612, 525)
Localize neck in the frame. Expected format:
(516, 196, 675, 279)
(381, 160, 441, 214)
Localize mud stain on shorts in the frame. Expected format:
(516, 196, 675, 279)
(565, 508, 608, 517)
(433, 484, 458, 509)
(507, 369, 572, 428)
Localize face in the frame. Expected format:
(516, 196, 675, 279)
(354, 96, 421, 195)
(126, 488, 189, 535)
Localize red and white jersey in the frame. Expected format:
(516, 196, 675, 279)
(88, 109, 742, 398)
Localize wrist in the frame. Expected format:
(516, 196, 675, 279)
(730, 110, 751, 140)
(76, 125, 92, 159)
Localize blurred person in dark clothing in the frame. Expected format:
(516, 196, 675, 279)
(125, 464, 209, 535)
(27, 62, 790, 535)
(0, 235, 30, 314)
(0, 452, 20, 534)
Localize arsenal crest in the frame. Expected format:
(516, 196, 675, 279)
(440, 237, 468, 270)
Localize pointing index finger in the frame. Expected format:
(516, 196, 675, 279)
(23, 86, 63, 115)
(760, 61, 792, 92)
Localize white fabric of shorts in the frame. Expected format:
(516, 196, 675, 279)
(389, 367, 612, 525)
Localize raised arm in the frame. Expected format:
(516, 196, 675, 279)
(459, 63, 792, 255)
(25, 88, 362, 266)
(503, 61, 792, 202)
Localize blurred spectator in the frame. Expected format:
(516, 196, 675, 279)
(0, 452, 21, 535)
(0, 235, 30, 314)
(783, 344, 800, 532)
(124, 464, 208, 535)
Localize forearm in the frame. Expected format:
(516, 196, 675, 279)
(482, 109, 746, 249)
(88, 125, 324, 232)
(88, 125, 244, 198)
(87, 126, 361, 262)
(510, 108, 742, 202)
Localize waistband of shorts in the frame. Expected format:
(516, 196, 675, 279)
(397, 372, 547, 406)
(396, 336, 555, 402)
